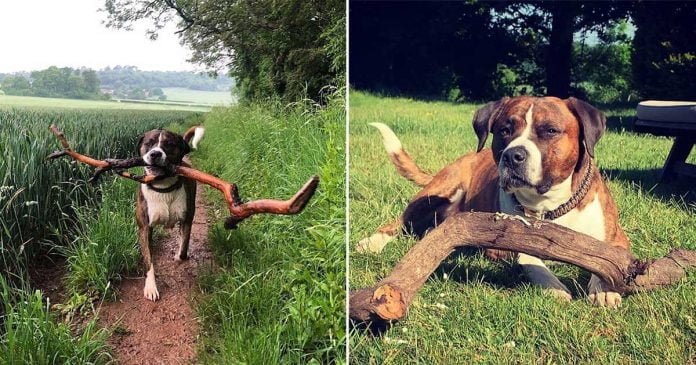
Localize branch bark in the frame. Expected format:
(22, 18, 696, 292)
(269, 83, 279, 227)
(350, 212, 696, 325)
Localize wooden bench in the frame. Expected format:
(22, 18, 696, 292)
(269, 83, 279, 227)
(634, 100, 696, 182)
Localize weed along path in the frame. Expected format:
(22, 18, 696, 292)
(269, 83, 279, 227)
(98, 185, 212, 364)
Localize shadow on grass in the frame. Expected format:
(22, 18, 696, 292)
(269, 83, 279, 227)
(604, 167, 696, 208)
(605, 113, 637, 132)
(431, 249, 591, 298)
(432, 248, 520, 289)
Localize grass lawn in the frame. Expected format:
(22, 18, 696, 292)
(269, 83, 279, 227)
(349, 91, 696, 363)
(162, 87, 235, 105)
(0, 94, 211, 112)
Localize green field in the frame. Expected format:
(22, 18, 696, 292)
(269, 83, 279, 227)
(162, 87, 235, 105)
(0, 94, 211, 112)
(349, 91, 696, 363)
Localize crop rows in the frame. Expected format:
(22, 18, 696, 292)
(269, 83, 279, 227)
(0, 108, 200, 278)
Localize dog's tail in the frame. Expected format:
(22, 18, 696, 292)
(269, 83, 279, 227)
(183, 126, 205, 150)
(370, 123, 433, 187)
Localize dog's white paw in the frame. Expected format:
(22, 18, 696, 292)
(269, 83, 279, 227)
(143, 275, 160, 302)
(544, 288, 572, 302)
(587, 274, 621, 308)
(355, 232, 394, 254)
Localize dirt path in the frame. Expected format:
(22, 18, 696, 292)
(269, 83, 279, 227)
(98, 185, 212, 364)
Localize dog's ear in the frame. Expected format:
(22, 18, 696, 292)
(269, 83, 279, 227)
(565, 97, 606, 158)
(136, 134, 144, 154)
(180, 136, 191, 156)
(473, 97, 509, 152)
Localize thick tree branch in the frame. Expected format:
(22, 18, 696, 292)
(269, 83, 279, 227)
(47, 125, 319, 229)
(350, 212, 696, 325)
(163, 0, 195, 26)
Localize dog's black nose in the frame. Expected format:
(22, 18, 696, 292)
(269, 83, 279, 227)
(503, 146, 527, 167)
(149, 150, 162, 159)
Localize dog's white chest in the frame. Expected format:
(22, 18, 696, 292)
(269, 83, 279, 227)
(141, 184, 188, 228)
(552, 193, 606, 241)
(499, 191, 606, 241)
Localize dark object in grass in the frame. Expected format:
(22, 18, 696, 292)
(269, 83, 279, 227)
(47, 124, 320, 229)
(349, 212, 696, 327)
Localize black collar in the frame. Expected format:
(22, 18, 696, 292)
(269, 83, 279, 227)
(512, 161, 594, 220)
(147, 177, 183, 193)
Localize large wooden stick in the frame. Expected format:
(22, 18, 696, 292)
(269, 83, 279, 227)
(47, 125, 319, 228)
(349, 212, 696, 324)
(47, 124, 161, 184)
(178, 166, 319, 228)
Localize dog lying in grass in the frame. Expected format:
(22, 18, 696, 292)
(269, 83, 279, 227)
(359, 96, 630, 308)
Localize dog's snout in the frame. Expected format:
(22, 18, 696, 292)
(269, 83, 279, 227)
(503, 146, 527, 167)
(149, 150, 162, 159)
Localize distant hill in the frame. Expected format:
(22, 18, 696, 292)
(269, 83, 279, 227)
(0, 66, 235, 104)
(97, 66, 233, 92)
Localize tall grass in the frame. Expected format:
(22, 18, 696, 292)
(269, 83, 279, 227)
(0, 107, 200, 363)
(193, 95, 345, 363)
(61, 178, 141, 300)
(0, 108, 200, 279)
(0, 275, 112, 364)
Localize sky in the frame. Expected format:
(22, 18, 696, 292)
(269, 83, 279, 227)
(0, 0, 198, 73)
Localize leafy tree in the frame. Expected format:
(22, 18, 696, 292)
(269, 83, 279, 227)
(491, 1, 632, 98)
(102, 0, 345, 102)
(573, 21, 634, 103)
(1, 75, 32, 95)
(350, 2, 516, 100)
(82, 69, 101, 94)
(350, 1, 635, 101)
(126, 88, 146, 100)
(2, 67, 105, 99)
(632, 2, 696, 100)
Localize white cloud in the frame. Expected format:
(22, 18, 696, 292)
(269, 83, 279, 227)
(0, 0, 200, 72)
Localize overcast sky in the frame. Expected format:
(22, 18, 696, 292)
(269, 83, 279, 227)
(0, 0, 198, 73)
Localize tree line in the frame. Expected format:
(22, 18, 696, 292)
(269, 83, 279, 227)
(350, 1, 696, 103)
(98, 66, 233, 98)
(0, 66, 234, 101)
(1, 67, 105, 100)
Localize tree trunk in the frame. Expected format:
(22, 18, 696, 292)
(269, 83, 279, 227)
(546, 3, 577, 98)
(349, 212, 696, 326)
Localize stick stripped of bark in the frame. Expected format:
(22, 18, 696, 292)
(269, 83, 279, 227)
(350, 212, 696, 325)
(47, 124, 319, 228)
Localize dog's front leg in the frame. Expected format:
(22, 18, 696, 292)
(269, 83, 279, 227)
(356, 219, 401, 253)
(518, 253, 571, 302)
(138, 223, 159, 301)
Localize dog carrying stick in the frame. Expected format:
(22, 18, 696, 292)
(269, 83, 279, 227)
(47, 124, 319, 228)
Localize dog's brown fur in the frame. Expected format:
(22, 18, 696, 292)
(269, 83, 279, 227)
(364, 97, 630, 307)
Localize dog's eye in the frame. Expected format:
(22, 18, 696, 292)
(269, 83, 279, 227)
(498, 127, 511, 137)
(538, 125, 561, 138)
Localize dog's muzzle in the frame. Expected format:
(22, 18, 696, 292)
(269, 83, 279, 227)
(144, 148, 167, 166)
(499, 146, 533, 191)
